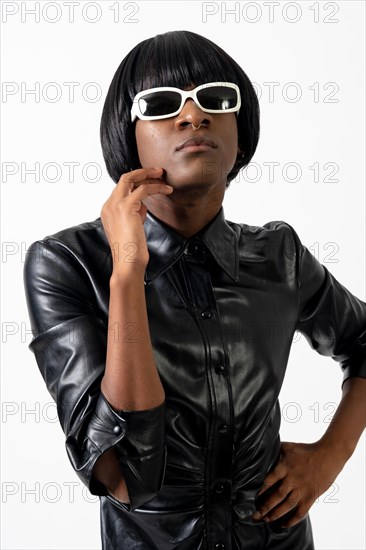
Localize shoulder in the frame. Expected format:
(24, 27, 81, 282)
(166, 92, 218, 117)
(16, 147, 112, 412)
(25, 217, 109, 263)
(230, 219, 295, 236)
(227, 218, 298, 255)
(23, 218, 109, 336)
(31, 217, 107, 254)
(23, 217, 109, 283)
(225, 219, 303, 281)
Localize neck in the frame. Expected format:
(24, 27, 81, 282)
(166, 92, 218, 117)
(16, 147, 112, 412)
(143, 191, 224, 238)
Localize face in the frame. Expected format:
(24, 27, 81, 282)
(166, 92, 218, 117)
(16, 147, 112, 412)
(134, 83, 240, 196)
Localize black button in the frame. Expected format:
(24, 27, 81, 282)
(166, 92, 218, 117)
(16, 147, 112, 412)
(215, 364, 226, 375)
(214, 482, 225, 494)
(185, 240, 204, 257)
(215, 544, 225, 550)
(201, 310, 212, 319)
(188, 242, 199, 255)
(113, 425, 122, 435)
(218, 424, 228, 434)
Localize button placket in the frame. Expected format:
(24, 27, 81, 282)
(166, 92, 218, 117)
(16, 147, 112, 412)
(180, 250, 233, 549)
(200, 309, 233, 547)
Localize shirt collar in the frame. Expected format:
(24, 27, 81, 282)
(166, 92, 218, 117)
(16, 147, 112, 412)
(143, 206, 239, 285)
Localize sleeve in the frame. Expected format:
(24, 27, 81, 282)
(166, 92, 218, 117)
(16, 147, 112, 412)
(23, 238, 166, 511)
(287, 225, 366, 388)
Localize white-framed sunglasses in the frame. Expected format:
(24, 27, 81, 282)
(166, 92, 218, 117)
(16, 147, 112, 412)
(130, 82, 241, 122)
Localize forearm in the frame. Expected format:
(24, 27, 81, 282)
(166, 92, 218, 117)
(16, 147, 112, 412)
(101, 270, 165, 412)
(317, 376, 366, 462)
(94, 270, 165, 502)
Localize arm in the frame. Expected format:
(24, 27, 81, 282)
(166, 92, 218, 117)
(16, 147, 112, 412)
(24, 170, 172, 511)
(252, 224, 366, 527)
(93, 272, 165, 504)
(253, 377, 366, 527)
(92, 168, 172, 506)
(317, 376, 366, 461)
(23, 237, 166, 512)
(101, 273, 165, 412)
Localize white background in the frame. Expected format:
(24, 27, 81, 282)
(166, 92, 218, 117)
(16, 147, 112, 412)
(1, 1, 365, 549)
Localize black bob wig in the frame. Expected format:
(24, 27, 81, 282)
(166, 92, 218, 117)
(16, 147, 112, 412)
(100, 30, 260, 189)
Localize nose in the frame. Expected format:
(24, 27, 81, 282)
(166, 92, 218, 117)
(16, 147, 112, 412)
(175, 98, 212, 130)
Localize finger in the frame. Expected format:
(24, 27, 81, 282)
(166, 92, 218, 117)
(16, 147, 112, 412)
(259, 491, 300, 523)
(130, 178, 170, 193)
(253, 483, 292, 520)
(118, 168, 165, 191)
(257, 462, 287, 496)
(111, 178, 170, 198)
(109, 179, 170, 204)
(270, 504, 308, 529)
(123, 167, 164, 181)
(130, 182, 173, 202)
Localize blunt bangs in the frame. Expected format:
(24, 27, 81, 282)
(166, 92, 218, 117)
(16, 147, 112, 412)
(128, 33, 243, 97)
(100, 30, 260, 188)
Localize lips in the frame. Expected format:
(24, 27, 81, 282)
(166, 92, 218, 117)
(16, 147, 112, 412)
(176, 136, 218, 152)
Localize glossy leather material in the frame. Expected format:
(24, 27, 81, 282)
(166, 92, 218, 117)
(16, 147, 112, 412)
(23, 206, 366, 549)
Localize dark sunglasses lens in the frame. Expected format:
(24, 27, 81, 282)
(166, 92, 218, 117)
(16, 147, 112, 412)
(197, 86, 238, 110)
(138, 91, 181, 117)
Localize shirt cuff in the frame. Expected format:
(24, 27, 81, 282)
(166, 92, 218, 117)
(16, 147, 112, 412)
(67, 390, 127, 497)
(114, 399, 167, 510)
(72, 392, 167, 510)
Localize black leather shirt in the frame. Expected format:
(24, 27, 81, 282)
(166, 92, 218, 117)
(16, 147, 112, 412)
(23, 206, 366, 550)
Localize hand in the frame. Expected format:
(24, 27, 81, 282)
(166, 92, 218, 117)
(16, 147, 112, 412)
(100, 167, 173, 275)
(252, 441, 346, 528)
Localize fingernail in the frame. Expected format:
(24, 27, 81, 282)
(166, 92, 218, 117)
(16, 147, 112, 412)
(252, 511, 261, 520)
